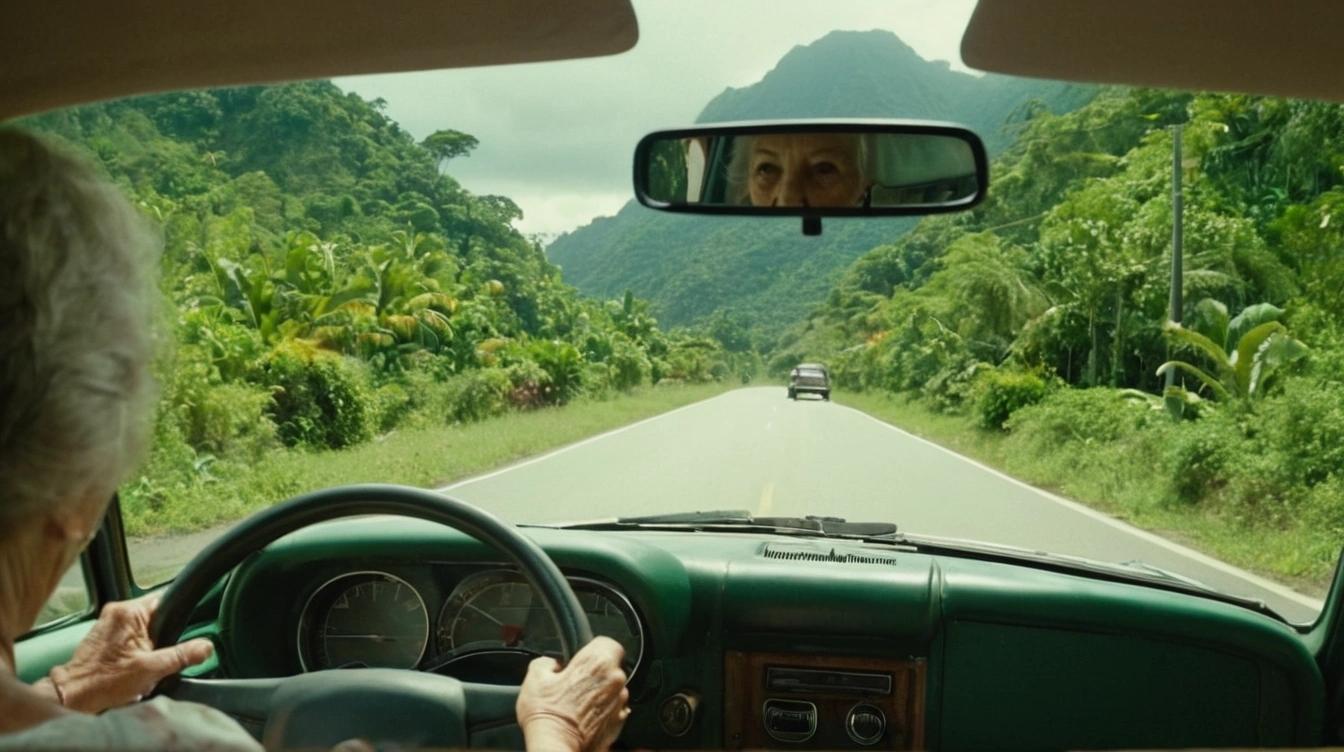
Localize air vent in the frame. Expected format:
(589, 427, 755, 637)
(761, 543, 898, 566)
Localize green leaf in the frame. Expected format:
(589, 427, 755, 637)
(1231, 321, 1286, 397)
(1226, 302, 1284, 354)
(1189, 298, 1229, 350)
(1246, 331, 1308, 398)
(1155, 360, 1232, 401)
(1162, 321, 1233, 387)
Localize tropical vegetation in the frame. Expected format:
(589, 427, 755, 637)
(787, 87, 1344, 587)
(18, 81, 753, 535)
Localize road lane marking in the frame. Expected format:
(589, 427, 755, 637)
(757, 481, 775, 516)
(437, 390, 739, 492)
(834, 401, 1324, 613)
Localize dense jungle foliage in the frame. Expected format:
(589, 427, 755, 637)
(548, 30, 1095, 342)
(19, 81, 752, 528)
(783, 87, 1344, 583)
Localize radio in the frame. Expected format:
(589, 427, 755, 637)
(724, 652, 925, 749)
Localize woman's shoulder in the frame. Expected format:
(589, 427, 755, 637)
(0, 697, 262, 751)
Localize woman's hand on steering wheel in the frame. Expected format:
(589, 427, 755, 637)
(516, 636, 630, 752)
(41, 593, 213, 713)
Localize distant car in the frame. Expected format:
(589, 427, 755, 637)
(788, 363, 830, 400)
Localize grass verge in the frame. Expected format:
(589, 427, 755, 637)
(835, 389, 1338, 598)
(123, 381, 737, 538)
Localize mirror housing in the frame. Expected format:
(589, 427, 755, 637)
(633, 120, 988, 218)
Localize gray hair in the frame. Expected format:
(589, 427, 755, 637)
(0, 129, 161, 526)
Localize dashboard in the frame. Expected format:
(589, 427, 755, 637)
(208, 515, 1325, 750)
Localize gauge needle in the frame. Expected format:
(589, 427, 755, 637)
(325, 634, 410, 640)
(466, 603, 505, 625)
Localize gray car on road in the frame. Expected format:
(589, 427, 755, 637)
(788, 363, 830, 400)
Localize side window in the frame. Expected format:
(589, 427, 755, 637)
(36, 560, 91, 627)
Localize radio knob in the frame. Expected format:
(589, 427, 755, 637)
(845, 703, 886, 746)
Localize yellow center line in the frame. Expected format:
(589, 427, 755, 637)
(756, 481, 775, 516)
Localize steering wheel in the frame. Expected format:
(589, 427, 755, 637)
(148, 484, 594, 749)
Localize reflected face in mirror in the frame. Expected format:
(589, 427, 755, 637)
(740, 133, 871, 208)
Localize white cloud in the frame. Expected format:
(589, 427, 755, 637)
(335, 0, 978, 236)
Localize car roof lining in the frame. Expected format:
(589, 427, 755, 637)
(0, 0, 638, 121)
(961, 0, 1344, 103)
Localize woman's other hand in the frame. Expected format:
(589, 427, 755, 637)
(39, 593, 213, 713)
(516, 636, 630, 752)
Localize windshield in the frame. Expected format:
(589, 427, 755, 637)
(21, 1, 1339, 624)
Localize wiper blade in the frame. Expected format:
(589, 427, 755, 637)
(617, 509, 754, 525)
(543, 510, 899, 539)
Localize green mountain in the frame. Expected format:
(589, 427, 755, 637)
(547, 30, 1096, 342)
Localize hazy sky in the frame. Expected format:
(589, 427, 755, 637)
(335, 0, 979, 238)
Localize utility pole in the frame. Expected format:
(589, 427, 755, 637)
(1165, 124, 1184, 393)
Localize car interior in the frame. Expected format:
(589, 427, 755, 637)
(8, 1, 1344, 750)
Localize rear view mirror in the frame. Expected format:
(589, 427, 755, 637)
(633, 121, 988, 218)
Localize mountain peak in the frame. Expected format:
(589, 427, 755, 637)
(695, 28, 977, 125)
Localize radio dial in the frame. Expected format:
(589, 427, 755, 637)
(846, 703, 886, 746)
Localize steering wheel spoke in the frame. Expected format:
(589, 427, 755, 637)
(170, 676, 280, 737)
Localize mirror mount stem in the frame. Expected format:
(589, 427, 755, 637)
(802, 216, 822, 236)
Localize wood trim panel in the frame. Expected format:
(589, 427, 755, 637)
(723, 652, 926, 749)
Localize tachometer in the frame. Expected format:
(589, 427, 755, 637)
(436, 570, 644, 678)
(298, 571, 429, 671)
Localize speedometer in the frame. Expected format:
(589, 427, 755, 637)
(298, 571, 429, 671)
(436, 570, 644, 678)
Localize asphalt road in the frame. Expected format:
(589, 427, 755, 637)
(119, 386, 1322, 622)
(441, 387, 1323, 623)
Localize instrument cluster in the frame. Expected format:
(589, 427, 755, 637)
(296, 567, 645, 681)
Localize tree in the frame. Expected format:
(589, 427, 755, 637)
(422, 129, 479, 168)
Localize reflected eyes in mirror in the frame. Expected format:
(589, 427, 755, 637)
(745, 138, 868, 208)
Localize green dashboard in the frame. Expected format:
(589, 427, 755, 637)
(188, 516, 1323, 750)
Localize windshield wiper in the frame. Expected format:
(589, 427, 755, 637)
(536, 510, 901, 541)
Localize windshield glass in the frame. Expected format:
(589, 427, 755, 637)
(21, 1, 1339, 623)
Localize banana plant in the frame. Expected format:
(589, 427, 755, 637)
(1155, 299, 1308, 401)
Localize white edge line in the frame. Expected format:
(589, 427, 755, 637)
(834, 401, 1325, 612)
(436, 389, 736, 492)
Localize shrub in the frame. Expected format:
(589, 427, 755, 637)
(1006, 387, 1157, 448)
(254, 344, 374, 449)
(370, 382, 412, 433)
(606, 338, 650, 392)
(529, 339, 584, 404)
(582, 363, 615, 399)
(1162, 411, 1241, 505)
(177, 382, 277, 458)
(165, 344, 276, 459)
(443, 368, 511, 422)
(1253, 377, 1344, 488)
(971, 368, 1048, 429)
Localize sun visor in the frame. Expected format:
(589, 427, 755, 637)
(1, 0, 638, 120)
(961, 0, 1344, 103)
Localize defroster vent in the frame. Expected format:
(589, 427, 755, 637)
(761, 543, 898, 566)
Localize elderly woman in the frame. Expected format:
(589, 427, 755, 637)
(728, 132, 874, 208)
(0, 129, 628, 750)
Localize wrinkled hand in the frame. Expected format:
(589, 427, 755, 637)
(516, 636, 629, 752)
(46, 593, 213, 713)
